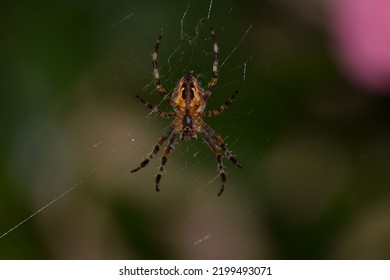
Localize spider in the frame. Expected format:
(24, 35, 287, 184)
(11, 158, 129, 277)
(131, 27, 242, 196)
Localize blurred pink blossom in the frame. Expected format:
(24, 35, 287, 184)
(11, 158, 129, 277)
(329, 0, 390, 93)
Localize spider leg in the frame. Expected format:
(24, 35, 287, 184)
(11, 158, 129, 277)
(152, 35, 172, 105)
(135, 95, 175, 118)
(194, 27, 219, 110)
(207, 27, 219, 94)
(131, 125, 174, 173)
(155, 132, 177, 192)
(201, 90, 239, 117)
(201, 130, 227, 196)
(202, 123, 242, 168)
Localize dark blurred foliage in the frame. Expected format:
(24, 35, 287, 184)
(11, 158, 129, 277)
(1, 0, 390, 259)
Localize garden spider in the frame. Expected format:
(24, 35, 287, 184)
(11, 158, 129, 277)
(131, 27, 242, 196)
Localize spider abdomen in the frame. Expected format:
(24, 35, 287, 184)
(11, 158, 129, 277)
(172, 75, 204, 110)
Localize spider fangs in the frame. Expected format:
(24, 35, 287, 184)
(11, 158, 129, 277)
(131, 27, 242, 196)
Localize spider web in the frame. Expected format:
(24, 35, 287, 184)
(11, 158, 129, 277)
(1, 1, 256, 259)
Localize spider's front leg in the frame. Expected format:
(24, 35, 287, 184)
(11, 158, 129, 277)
(131, 125, 174, 173)
(201, 130, 227, 196)
(202, 123, 242, 168)
(155, 132, 177, 192)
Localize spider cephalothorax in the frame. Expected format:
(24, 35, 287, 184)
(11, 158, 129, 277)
(181, 114, 197, 140)
(132, 28, 241, 196)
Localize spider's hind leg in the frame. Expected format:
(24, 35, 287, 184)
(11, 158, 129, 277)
(152, 35, 173, 105)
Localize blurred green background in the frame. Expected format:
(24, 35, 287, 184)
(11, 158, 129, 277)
(1, 0, 390, 259)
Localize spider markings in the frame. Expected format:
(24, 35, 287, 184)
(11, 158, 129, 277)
(131, 27, 242, 196)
